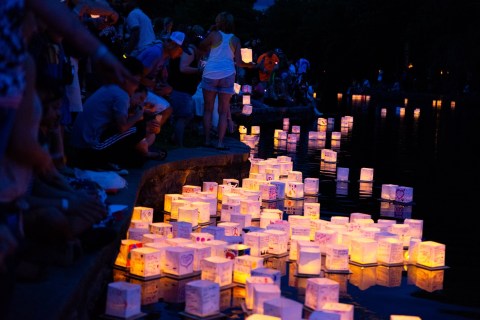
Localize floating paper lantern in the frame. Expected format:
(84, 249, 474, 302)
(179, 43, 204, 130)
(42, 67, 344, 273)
(105, 281, 141, 318)
(350, 238, 378, 265)
(325, 244, 350, 271)
(239, 125, 248, 134)
(304, 202, 320, 220)
(132, 206, 154, 223)
(305, 278, 340, 310)
(230, 213, 252, 230)
(309, 310, 341, 320)
(288, 170, 303, 182)
(359, 168, 374, 182)
(240, 199, 261, 219)
(263, 297, 303, 320)
(390, 315, 422, 320)
(314, 230, 338, 254)
(115, 239, 143, 268)
(170, 199, 190, 220)
(218, 222, 240, 236)
(246, 315, 280, 320)
(377, 238, 404, 265)
(234, 82, 241, 94)
(318, 117, 327, 126)
(251, 267, 281, 287)
(244, 232, 269, 256)
(233, 255, 264, 284)
(185, 279, 220, 317)
(164, 194, 182, 212)
(395, 186, 414, 203)
(404, 219, 423, 240)
(182, 185, 202, 194)
(381, 184, 398, 201)
(202, 226, 226, 241)
(245, 276, 275, 310)
(127, 227, 149, 241)
(286, 181, 304, 198)
(321, 149, 337, 163)
(292, 125, 301, 134)
(129, 247, 162, 278)
(183, 243, 212, 272)
(417, 241, 445, 268)
(331, 131, 341, 140)
(201, 256, 234, 287)
(142, 233, 166, 244)
(251, 125, 260, 135)
(264, 229, 288, 255)
(260, 183, 277, 201)
(304, 178, 319, 195)
(165, 237, 192, 247)
(202, 181, 218, 195)
(298, 245, 322, 275)
(203, 239, 229, 257)
(321, 302, 354, 320)
(178, 206, 199, 227)
(163, 247, 195, 276)
(270, 181, 286, 199)
(253, 283, 281, 314)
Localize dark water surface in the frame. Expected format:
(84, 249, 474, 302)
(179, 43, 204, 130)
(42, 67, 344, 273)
(109, 95, 480, 320)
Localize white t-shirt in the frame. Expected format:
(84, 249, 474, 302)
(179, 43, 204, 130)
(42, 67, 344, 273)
(126, 8, 156, 53)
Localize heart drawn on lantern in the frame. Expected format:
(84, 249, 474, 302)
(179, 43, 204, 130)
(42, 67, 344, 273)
(180, 254, 194, 268)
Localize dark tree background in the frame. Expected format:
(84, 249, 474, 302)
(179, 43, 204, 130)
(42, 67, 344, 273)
(137, 0, 480, 96)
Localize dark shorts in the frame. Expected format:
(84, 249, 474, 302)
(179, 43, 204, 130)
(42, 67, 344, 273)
(169, 90, 195, 118)
(201, 74, 236, 94)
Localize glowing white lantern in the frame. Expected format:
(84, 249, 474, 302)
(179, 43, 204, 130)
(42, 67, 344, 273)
(234, 82, 241, 94)
(163, 246, 194, 276)
(202, 181, 218, 195)
(406, 238, 421, 264)
(105, 281, 141, 318)
(298, 245, 322, 275)
(240, 199, 261, 218)
(303, 178, 319, 195)
(190, 232, 214, 243)
(263, 297, 303, 320)
(395, 186, 414, 203)
(251, 125, 260, 135)
(142, 233, 165, 244)
(230, 213, 252, 230)
(314, 230, 338, 254)
(331, 131, 341, 140)
(389, 224, 410, 246)
(291, 125, 301, 134)
(260, 183, 277, 201)
(404, 218, 423, 240)
(130, 219, 149, 230)
(132, 206, 154, 223)
(244, 232, 269, 256)
(288, 235, 309, 260)
(304, 202, 320, 220)
(127, 227, 149, 241)
(190, 201, 210, 224)
(203, 239, 229, 257)
(165, 237, 192, 247)
(182, 185, 201, 194)
(217, 184, 232, 202)
(252, 284, 281, 314)
(318, 117, 327, 126)
(233, 255, 264, 284)
(170, 199, 190, 220)
(241, 48, 253, 63)
(287, 170, 302, 182)
(115, 240, 143, 268)
(202, 226, 226, 241)
(270, 180, 286, 199)
(277, 131, 287, 140)
(218, 222, 240, 236)
(178, 206, 199, 227)
(377, 238, 404, 265)
(242, 94, 251, 105)
(390, 315, 422, 320)
(245, 276, 275, 310)
(321, 149, 337, 163)
(287, 134, 298, 143)
(264, 229, 288, 255)
(381, 184, 398, 201)
(359, 168, 374, 182)
(183, 243, 212, 271)
(185, 279, 220, 317)
(200, 256, 234, 287)
(305, 278, 340, 310)
(129, 247, 162, 278)
(325, 244, 349, 271)
(164, 194, 182, 212)
(336, 167, 349, 182)
(417, 241, 445, 268)
(350, 238, 378, 265)
(321, 302, 354, 320)
(309, 310, 341, 320)
(286, 181, 304, 198)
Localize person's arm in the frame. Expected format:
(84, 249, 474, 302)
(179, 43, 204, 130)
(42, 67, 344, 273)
(116, 106, 144, 133)
(27, 0, 134, 85)
(179, 46, 200, 74)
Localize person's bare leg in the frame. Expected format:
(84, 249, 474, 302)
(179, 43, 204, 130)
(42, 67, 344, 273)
(216, 92, 233, 148)
(202, 89, 217, 145)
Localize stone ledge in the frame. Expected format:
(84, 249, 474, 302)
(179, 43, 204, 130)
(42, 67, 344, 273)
(9, 138, 250, 320)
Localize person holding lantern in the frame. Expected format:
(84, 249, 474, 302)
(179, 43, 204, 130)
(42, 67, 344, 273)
(198, 11, 256, 150)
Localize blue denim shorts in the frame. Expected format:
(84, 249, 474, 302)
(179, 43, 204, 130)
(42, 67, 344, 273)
(201, 74, 236, 94)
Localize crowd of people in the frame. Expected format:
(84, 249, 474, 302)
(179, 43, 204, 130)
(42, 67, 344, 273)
(0, 1, 317, 317)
